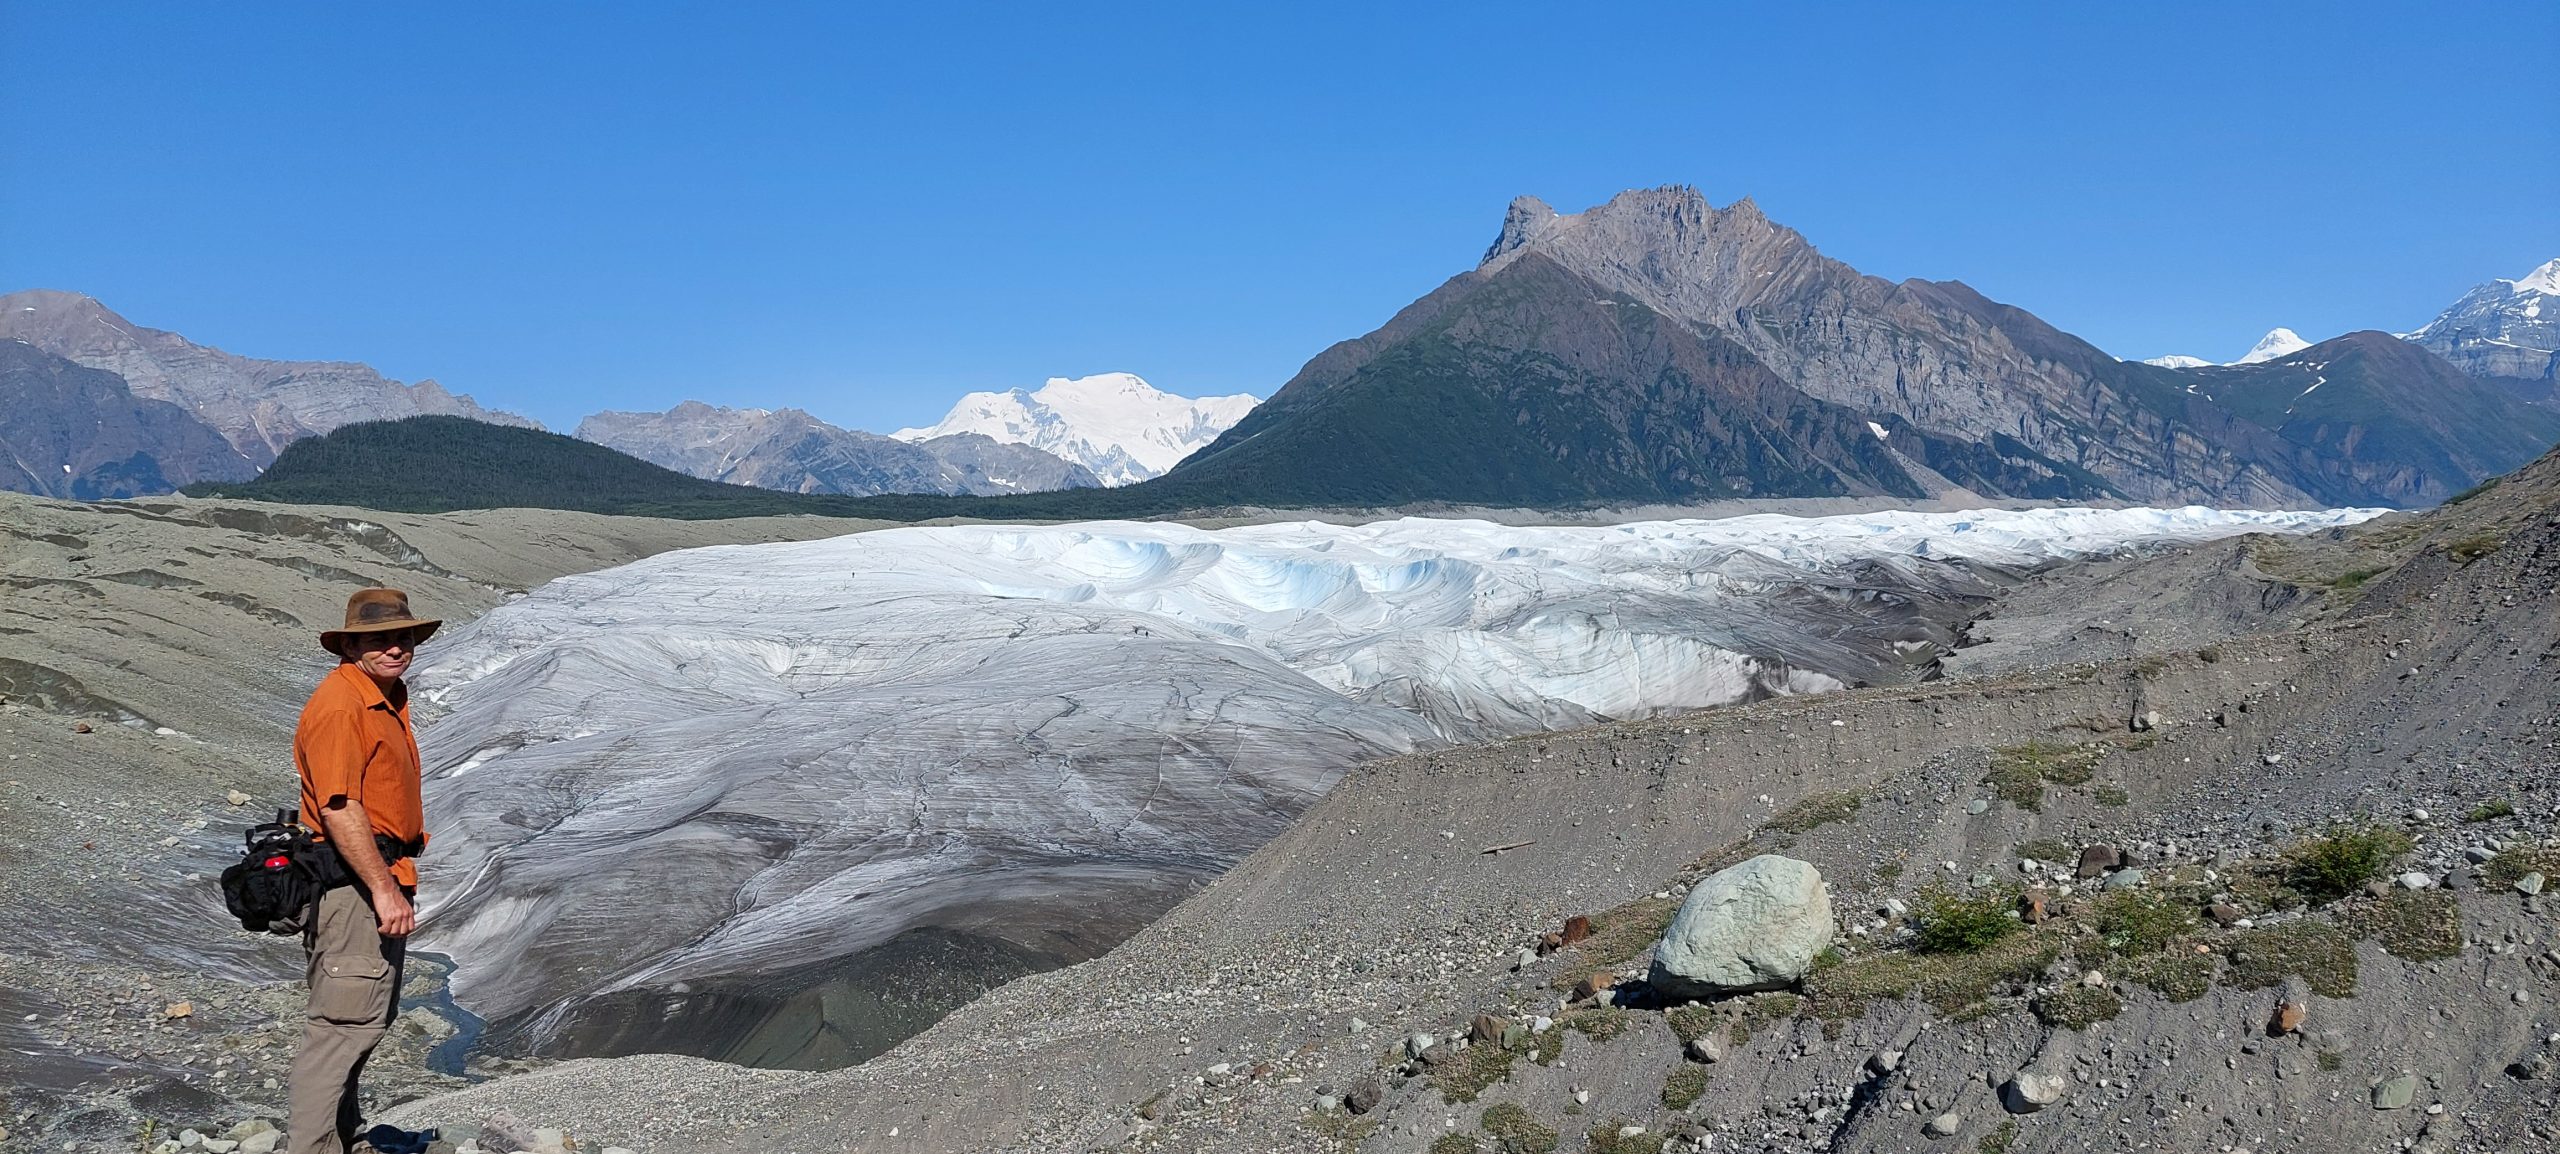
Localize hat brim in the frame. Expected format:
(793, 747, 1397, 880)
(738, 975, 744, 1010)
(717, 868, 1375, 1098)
(319, 618, 442, 654)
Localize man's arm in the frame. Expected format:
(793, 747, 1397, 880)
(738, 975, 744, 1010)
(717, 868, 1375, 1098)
(318, 799, 415, 937)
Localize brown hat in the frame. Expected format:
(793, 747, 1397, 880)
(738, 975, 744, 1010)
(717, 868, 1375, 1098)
(319, 588, 442, 654)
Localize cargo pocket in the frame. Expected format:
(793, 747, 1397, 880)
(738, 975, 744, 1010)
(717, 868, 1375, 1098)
(311, 951, 393, 1025)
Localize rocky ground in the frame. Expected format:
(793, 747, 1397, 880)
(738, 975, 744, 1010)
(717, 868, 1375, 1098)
(0, 492, 880, 1153)
(371, 450, 2560, 1152)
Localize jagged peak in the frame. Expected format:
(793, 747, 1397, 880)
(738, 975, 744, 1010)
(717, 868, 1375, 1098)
(1481, 195, 1560, 266)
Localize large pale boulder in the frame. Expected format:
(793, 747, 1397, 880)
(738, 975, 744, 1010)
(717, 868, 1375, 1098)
(1648, 854, 1833, 997)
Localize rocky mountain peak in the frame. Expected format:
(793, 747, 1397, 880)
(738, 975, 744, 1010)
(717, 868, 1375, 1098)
(2508, 257, 2560, 297)
(1480, 195, 1560, 265)
(2235, 327, 2313, 364)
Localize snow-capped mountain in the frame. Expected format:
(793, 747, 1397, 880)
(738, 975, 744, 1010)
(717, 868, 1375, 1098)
(576, 401, 1098, 496)
(891, 373, 1258, 486)
(2406, 258, 2560, 396)
(2234, 327, 2313, 364)
(2141, 327, 2312, 369)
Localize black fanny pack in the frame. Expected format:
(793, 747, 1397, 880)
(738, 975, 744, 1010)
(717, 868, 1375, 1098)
(217, 809, 418, 935)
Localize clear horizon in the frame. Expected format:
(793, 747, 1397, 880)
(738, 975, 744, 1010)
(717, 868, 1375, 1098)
(4, 2, 2554, 434)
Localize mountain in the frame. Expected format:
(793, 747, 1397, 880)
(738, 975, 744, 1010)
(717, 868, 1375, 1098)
(2143, 328, 2313, 369)
(2405, 258, 2560, 402)
(0, 340, 255, 498)
(575, 402, 1099, 496)
(0, 289, 538, 466)
(1170, 188, 2557, 509)
(187, 415, 901, 517)
(2163, 330, 2560, 504)
(891, 373, 1259, 486)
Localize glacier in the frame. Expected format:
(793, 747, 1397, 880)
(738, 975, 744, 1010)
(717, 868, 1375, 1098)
(406, 505, 2378, 1065)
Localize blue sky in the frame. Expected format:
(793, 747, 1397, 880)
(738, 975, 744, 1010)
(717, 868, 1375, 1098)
(4, 3, 2554, 433)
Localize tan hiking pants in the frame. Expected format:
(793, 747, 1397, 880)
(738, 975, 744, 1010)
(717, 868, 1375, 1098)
(288, 884, 407, 1154)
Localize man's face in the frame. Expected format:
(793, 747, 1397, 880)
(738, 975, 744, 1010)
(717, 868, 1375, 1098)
(344, 628, 425, 681)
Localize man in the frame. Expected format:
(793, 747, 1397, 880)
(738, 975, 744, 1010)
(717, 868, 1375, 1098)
(289, 588, 438, 1154)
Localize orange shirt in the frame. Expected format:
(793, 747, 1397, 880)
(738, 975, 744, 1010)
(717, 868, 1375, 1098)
(294, 662, 428, 888)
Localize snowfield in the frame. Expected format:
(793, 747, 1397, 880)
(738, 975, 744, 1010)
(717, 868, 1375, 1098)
(407, 505, 2380, 1044)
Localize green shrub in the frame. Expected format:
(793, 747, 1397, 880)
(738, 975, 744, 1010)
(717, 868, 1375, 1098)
(2464, 799, 2516, 823)
(1430, 1135, 1479, 1154)
(2286, 826, 2414, 901)
(1767, 789, 1862, 835)
(1587, 1121, 1666, 1154)
(1915, 886, 2019, 955)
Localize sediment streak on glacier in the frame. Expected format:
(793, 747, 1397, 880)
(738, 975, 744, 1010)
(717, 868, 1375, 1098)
(409, 505, 2379, 1033)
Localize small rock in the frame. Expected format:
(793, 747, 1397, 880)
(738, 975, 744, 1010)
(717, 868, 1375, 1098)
(2076, 845, 2123, 879)
(2518, 872, 2546, 896)
(1924, 1111, 1963, 1138)
(226, 790, 252, 807)
(1345, 1077, 1383, 1114)
(201, 1142, 238, 1154)
(1348, 1016, 1369, 1034)
(1869, 1048, 1902, 1074)
(164, 1001, 193, 1019)
(1514, 949, 1538, 971)
(236, 1134, 281, 1154)
(480, 1110, 542, 1154)
(1573, 1088, 1591, 1105)
(2104, 867, 2148, 891)
(2466, 847, 2496, 864)
(2270, 1001, 2307, 1035)
(2409, 808, 2430, 822)
(2372, 1074, 2418, 1110)
(1406, 1033, 1436, 1058)
(2080, 970, 2107, 988)
(1880, 897, 1909, 918)
(1616, 1125, 1646, 1138)
(178, 1131, 205, 1150)
(72, 721, 92, 734)
(2362, 879, 2394, 899)
(1687, 1035, 1723, 1063)
(1967, 799, 1990, 815)
(1470, 1013, 1511, 1044)
(2507, 1054, 2554, 1081)
(1531, 1015, 1553, 1033)
(2207, 903, 2245, 927)
(2001, 1072, 2068, 1114)
(2396, 872, 2436, 890)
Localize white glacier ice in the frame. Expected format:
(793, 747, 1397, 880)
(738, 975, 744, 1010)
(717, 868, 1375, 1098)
(408, 504, 2381, 1050)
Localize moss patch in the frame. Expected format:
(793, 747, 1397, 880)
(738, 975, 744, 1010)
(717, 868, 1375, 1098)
(1767, 789, 1863, 835)
(1661, 1062, 1711, 1110)
(1977, 1119, 2019, 1153)
(1665, 992, 1799, 1047)
(2226, 921, 2358, 997)
(2014, 838, 2074, 866)
(1432, 1040, 1524, 1104)
(2030, 985, 2123, 1030)
(1806, 931, 2055, 1023)
(2347, 889, 2463, 961)
(2093, 785, 2130, 807)
(2092, 888, 2201, 957)
(1430, 1135, 1479, 1154)
(1984, 740, 2108, 810)
(1586, 1121, 1667, 1154)
(2485, 845, 2560, 889)
(2446, 533, 2504, 563)
(2117, 949, 2217, 1002)
(1482, 1103, 1558, 1154)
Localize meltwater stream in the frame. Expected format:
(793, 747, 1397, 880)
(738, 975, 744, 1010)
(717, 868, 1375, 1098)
(401, 506, 2377, 1069)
